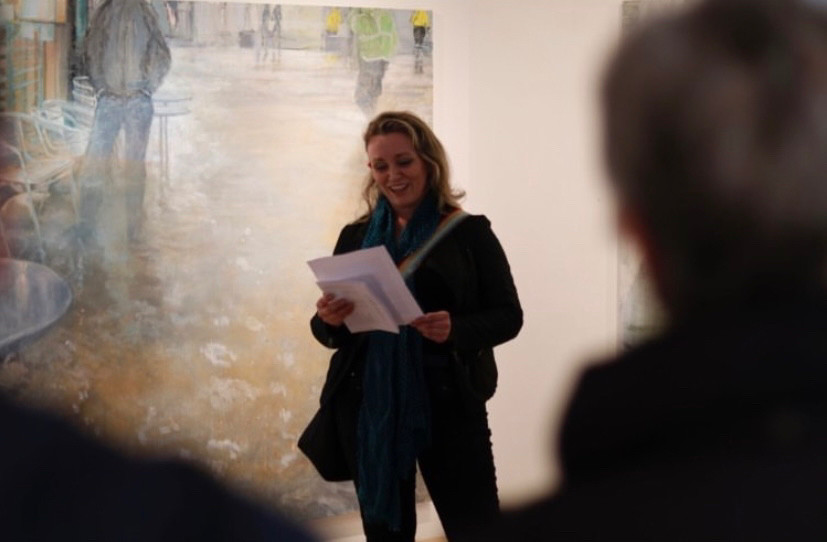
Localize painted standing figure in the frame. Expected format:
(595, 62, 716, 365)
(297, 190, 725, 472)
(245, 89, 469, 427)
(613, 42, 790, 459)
(257, 5, 280, 66)
(350, 9, 397, 116)
(80, 0, 171, 245)
(410, 10, 429, 74)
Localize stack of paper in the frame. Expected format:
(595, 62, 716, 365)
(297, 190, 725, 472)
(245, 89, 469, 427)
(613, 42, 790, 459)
(307, 246, 423, 333)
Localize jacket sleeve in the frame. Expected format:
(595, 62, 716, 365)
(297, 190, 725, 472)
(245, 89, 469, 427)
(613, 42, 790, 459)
(141, 4, 171, 94)
(450, 217, 523, 352)
(83, 12, 105, 90)
(309, 225, 359, 350)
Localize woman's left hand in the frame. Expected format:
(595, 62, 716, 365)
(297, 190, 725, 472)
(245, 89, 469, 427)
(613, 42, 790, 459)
(410, 311, 452, 344)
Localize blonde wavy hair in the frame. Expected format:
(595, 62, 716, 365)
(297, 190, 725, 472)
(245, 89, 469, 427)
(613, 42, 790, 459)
(360, 111, 464, 218)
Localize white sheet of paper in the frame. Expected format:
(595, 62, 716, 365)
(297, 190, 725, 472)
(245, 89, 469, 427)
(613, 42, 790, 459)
(315, 279, 398, 333)
(308, 246, 423, 333)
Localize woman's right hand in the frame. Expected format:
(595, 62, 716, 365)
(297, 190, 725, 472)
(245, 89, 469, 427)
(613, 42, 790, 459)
(315, 293, 355, 327)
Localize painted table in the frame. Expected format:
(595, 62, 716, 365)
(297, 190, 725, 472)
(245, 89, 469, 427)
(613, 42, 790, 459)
(0, 258, 72, 356)
(153, 92, 192, 191)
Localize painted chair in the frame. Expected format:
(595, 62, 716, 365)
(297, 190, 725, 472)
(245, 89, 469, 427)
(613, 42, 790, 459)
(0, 112, 80, 262)
(34, 99, 94, 157)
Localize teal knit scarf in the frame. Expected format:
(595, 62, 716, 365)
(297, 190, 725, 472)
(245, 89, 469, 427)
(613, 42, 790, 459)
(357, 192, 440, 530)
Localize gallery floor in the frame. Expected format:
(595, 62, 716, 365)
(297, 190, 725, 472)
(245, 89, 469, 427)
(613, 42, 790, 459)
(309, 501, 445, 541)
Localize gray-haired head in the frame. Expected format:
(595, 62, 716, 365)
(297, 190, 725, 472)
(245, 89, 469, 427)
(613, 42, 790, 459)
(603, 0, 827, 317)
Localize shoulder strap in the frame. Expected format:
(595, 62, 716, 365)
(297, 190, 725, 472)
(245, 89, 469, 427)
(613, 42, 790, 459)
(399, 209, 469, 279)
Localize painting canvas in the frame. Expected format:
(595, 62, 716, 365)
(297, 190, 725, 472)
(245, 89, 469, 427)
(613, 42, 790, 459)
(0, 0, 433, 520)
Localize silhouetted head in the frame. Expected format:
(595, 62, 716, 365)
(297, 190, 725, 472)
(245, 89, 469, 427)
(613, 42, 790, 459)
(603, 0, 827, 317)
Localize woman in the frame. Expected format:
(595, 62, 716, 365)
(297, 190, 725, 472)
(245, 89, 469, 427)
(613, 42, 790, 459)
(311, 111, 522, 541)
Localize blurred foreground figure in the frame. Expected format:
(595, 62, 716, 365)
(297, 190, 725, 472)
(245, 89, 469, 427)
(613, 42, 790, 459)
(482, 0, 827, 539)
(0, 395, 317, 541)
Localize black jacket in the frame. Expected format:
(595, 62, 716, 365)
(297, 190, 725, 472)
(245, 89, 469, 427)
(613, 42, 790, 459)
(482, 299, 827, 541)
(84, 0, 171, 96)
(310, 214, 522, 407)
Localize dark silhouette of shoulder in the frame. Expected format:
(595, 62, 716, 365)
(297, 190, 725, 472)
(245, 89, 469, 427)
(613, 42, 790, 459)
(0, 395, 317, 541)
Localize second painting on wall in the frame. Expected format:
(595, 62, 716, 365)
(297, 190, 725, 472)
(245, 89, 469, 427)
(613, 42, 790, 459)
(617, 0, 685, 348)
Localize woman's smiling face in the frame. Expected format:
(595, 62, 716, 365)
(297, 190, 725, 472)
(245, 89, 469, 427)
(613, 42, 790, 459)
(367, 132, 429, 220)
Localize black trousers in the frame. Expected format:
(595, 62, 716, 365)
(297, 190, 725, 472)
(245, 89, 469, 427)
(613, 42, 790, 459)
(334, 356, 499, 541)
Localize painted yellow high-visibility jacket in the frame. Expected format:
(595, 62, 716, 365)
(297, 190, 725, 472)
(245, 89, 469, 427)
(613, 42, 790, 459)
(411, 10, 429, 28)
(326, 8, 341, 34)
(350, 9, 398, 61)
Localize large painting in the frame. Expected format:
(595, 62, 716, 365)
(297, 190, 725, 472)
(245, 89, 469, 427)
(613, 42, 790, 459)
(0, 1, 433, 521)
(617, 0, 684, 348)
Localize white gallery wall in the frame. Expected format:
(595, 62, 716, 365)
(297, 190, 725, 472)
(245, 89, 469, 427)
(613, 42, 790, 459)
(428, 0, 625, 505)
(281, 0, 626, 507)
(464, 1, 624, 505)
